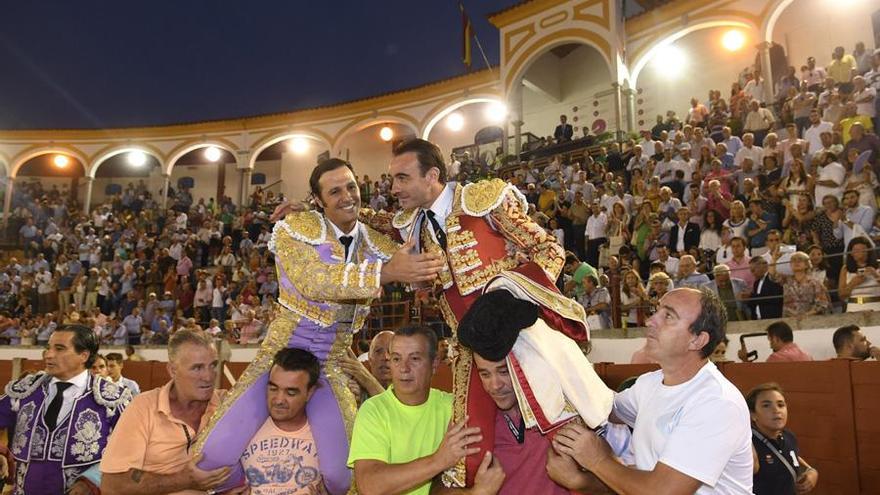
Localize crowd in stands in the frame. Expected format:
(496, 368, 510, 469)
(1, 43, 880, 345)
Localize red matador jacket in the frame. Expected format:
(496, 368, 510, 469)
(366, 179, 592, 487)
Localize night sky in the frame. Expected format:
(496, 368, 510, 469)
(0, 1, 515, 130)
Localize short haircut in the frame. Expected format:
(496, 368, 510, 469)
(687, 288, 728, 358)
(55, 324, 100, 368)
(833, 325, 861, 353)
(272, 348, 320, 389)
(393, 325, 438, 360)
(168, 330, 214, 362)
(565, 252, 581, 265)
(745, 382, 785, 412)
(766, 321, 794, 343)
(308, 158, 355, 198)
(105, 352, 124, 364)
(730, 236, 746, 247)
(392, 138, 448, 183)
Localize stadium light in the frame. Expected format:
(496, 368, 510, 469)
(485, 102, 508, 123)
(127, 151, 147, 167)
(204, 146, 222, 162)
(379, 126, 394, 142)
(446, 112, 465, 131)
(53, 155, 70, 168)
(722, 30, 746, 51)
(288, 137, 310, 155)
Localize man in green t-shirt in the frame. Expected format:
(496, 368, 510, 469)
(563, 253, 598, 299)
(348, 325, 504, 495)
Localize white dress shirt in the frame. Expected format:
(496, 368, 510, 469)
(328, 220, 360, 263)
(46, 369, 90, 428)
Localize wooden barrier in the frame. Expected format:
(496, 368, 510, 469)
(851, 361, 880, 494)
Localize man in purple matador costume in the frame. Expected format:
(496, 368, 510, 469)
(0, 336, 131, 493)
(193, 209, 398, 494)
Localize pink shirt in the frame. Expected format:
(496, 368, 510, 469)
(493, 411, 569, 495)
(767, 342, 813, 362)
(727, 256, 754, 292)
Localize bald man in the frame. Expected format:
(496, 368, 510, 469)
(368, 331, 394, 389)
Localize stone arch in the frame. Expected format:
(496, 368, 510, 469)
(420, 96, 506, 140)
(333, 113, 420, 152)
(164, 138, 240, 176)
(248, 130, 332, 169)
(88, 144, 166, 179)
(10, 145, 90, 178)
(761, 0, 795, 43)
(504, 29, 615, 97)
(629, 19, 757, 87)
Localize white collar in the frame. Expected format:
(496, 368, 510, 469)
(426, 182, 456, 220)
(49, 369, 90, 391)
(327, 220, 359, 239)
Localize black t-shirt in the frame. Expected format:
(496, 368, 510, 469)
(752, 428, 800, 495)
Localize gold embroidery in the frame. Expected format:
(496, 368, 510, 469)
(362, 225, 399, 261)
(274, 230, 382, 302)
(491, 271, 587, 326)
(442, 342, 471, 487)
(193, 308, 297, 455)
(461, 179, 510, 217)
(453, 257, 519, 296)
(446, 228, 477, 253)
(490, 190, 565, 280)
(282, 211, 326, 244)
(392, 207, 419, 229)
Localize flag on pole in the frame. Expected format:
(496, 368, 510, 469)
(460, 1, 472, 69)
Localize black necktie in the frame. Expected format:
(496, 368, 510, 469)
(425, 210, 447, 250)
(45, 382, 73, 430)
(339, 235, 353, 261)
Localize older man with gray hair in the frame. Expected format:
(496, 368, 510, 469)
(703, 264, 748, 321)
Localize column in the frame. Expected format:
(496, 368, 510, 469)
(236, 149, 251, 206)
(624, 88, 636, 133)
(759, 42, 774, 104)
(242, 169, 253, 206)
(612, 82, 623, 141)
(509, 81, 524, 155)
(2, 176, 14, 227)
(82, 177, 94, 215)
(161, 174, 171, 209)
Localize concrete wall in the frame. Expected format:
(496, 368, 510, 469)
(338, 123, 415, 183)
(771, 0, 877, 70)
(520, 45, 615, 138)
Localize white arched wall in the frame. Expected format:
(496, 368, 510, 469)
(250, 132, 331, 204)
(88, 145, 164, 179)
(426, 101, 507, 158)
(420, 96, 505, 141)
(337, 122, 416, 184)
(768, 0, 877, 71)
(634, 25, 760, 131)
(334, 115, 419, 154)
(516, 43, 614, 140)
(165, 141, 239, 176)
(630, 20, 757, 87)
(10, 146, 90, 178)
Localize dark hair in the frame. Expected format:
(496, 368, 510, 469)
(845, 236, 878, 272)
(105, 352, 124, 363)
(565, 252, 581, 266)
(55, 324, 100, 368)
(766, 321, 794, 343)
(687, 288, 728, 358)
(807, 244, 828, 270)
(272, 348, 320, 389)
(393, 325, 438, 360)
(392, 138, 447, 183)
(308, 158, 355, 199)
(745, 382, 785, 412)
(703, 209, 721, 233)
(833, 324, 861, 353)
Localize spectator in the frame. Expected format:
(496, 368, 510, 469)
(828, 46, 857, 90)
(91, 353, 109, 377)
(838, 236, 880, 312)
(551, 288, 753, 494)
(554, 114, 573, 143)
(100, 330, 231, 493)
(746, 383, 818, 494)
(675, 254, 710, 288)
(762, 321, 813, 362)
(580, 275, 611, 329)
(833, 324, 880, 360)
(105, 352, 142, 395)
(743, 101, 775, 146)
(620, 268, 648, 327)
(749, 256, 783, 319)
(585, 201, 607, 268)
(704, 264, 749, 321)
